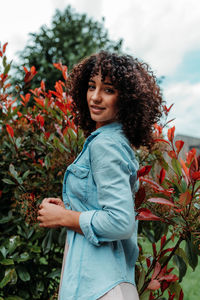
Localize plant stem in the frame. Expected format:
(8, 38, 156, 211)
(139, 235, 183, 296)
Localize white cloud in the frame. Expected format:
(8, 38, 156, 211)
(102, 0, 200, 76)
(164, 81, 200, 137)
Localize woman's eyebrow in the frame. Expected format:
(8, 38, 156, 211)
(88, 79, 113, 86)
(103, 81, 113, 86)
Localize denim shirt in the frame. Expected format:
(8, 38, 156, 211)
(60, 122, 139, 300)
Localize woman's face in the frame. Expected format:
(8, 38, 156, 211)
(87, 73, 118, 129)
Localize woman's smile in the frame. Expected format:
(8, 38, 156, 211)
(90, 105, 106, 113)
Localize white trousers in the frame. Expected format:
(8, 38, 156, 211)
(98, 282, 139, 300)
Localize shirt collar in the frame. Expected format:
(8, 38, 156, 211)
(91, 122, 122, 137)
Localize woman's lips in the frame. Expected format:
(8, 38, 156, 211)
(90, 105, 105, 113)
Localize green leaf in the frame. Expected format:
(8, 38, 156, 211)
(22, 170, 30, 180)
(175, 247, 188, 265)
(17, 266, 30, 282)
(169, 281, 182, 299)
(194, 203, 200, 209)
(0, 212, 13, 224)
(0, 246, 8, 258)
(0, 258, 14, 265)
(172, 158, 182, 177)
(2, 178, 15, 185)
(44, 154, 51, 169)
(185, 237, 198, 270)
(15, 137, 21, 148)
(194, 180, 200, 191)
(47, 268, 61, 279)
(3, 55, 7, 68)
(7, 236, 21, 254)
(140, 289, 150, 300)
(9, 164, 18, 179)
(36, 280, 45, 292)
(5, 296, 23, 300)
(30, 245, 41, 253)
(15, 252, 30, 263)
(173, 254, 187, 282)
(4, 63, 11, 75)
(137, 267, 145, 291)
(42, 229, 53, 254)
(0, 268, 15, 288)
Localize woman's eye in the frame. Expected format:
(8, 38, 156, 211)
(105, 88, 114, 94)
(88, 84, 95, 90)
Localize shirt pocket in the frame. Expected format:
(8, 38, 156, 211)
(67, 164, 90, 203)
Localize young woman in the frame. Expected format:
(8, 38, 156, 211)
(37, 51, 163, 300)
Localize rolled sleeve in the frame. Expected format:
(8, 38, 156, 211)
(79, 210, 101, 246)
(79, 136, 138, 246)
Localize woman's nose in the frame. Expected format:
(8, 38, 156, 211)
(91, 89, 102, 102)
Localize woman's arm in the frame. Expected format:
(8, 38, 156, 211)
(37, 198, 83, 234)
(79, 136, 138, 246)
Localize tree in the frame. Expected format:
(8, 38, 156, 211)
(14, 5, 123, 90)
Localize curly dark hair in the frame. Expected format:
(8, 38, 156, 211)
(67, 51, 164, 149)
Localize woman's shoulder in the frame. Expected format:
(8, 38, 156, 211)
(89, 130, 137, 163)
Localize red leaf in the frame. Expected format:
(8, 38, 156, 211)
(3, 42, 8, 53)
(154, 138, 170, 145)
(17, 111, 22, 117)
(55, 101, 68, 114)
(137, 165, 152, 177)
(135, 187, 146, 209)
(160, 248, 174, 257)
(0, 50, 3, 57)
(191, 171, 200, 180)
(186, 148, 196, 165)
(41, 80, 45, 91)
(31, 66, 37, 74)
(152, 262, 161, 280)
(161, 235, 166, 249)
(159, 274, 178, 282)
(146, 257, 151, 268)
(159, 168, 166, 184)
(23, 66, 28, 74)
(44, 132, 50, 139)
(147, 197, 175, 207)
(168, 150, 177, 159)
(136, 208, 160, 221)
(180, 158, 189, 182)
(179, 289, 184, 300)
(175, 140, 184, 155)
(20, 93, 31, 105)
(36, 114, 44, 127)
(179, 191, 192, 206)
(152, 243, 157, 257)
(168, 292, 176, 300)
(163, 103, 174, 115)
(147, 279, 160, 290)
(150, 292, 155, 300)
(34, 97, 45, 107)
(6, 124, 14, 138)
(167, 126, 175, 143)
(161, 281, 170, 293)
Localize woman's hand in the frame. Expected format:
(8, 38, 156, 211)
(40, 197, 65, 208)
(37, 201, 66, 228)
(37, 198, 83, 234)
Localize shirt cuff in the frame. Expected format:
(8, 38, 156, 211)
(79, 210, 101, 246)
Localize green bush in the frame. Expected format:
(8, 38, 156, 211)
(1, 42, 200, 299)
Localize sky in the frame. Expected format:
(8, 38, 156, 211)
(1, 0, 200, 138)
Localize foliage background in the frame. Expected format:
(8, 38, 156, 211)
(1, 6, 200, 300)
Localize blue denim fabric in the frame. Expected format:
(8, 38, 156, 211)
(60, 122, 139, 300)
